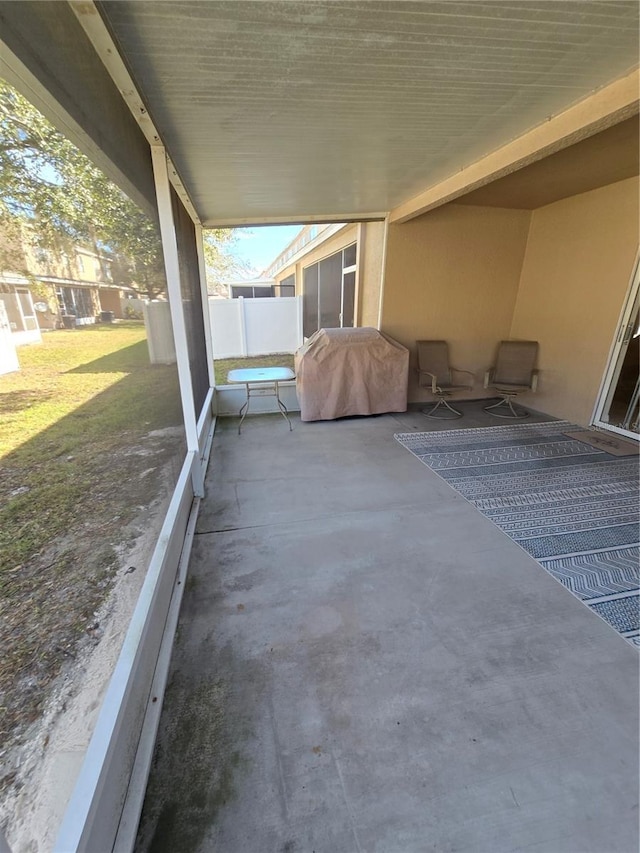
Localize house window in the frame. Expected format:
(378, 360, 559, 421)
(302, 243, 357, 337)
(57, 286, 95, 319)
(274, 274, 295, 298)
(343, 243, 356, 269)
(75, 288, 94, 318)
(230, 285, 274, 298)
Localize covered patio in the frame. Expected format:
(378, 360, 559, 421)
(0, 2, 638, 851)
(136, 406, 638, 852)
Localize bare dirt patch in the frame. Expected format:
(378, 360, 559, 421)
(1, 441, 183, 852)
(0, 325, 185, 847)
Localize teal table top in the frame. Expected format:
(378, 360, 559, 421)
(227, 367, 295, 383)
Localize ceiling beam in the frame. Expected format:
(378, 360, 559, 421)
(203, 213, 387, 228)
(69, 0, 201, 225)
(390, 67, 640, 224)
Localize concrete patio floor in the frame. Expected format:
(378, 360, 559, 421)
(136, 402, 639, 853)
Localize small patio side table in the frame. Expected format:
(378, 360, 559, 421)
(227, 367, 295, 434)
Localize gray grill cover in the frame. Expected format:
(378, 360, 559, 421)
(295, 327, 409, 422)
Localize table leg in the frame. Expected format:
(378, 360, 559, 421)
(274, 381, 293, 431)
(237, 384, 250, 434)
(236, 380, 293, 433)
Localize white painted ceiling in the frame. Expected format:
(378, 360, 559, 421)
(99, 1, 639, 225)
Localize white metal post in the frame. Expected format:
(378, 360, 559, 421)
(195, 223, 215, 388)
(150, 145, 204, 497)
(238, 296, 248, 356)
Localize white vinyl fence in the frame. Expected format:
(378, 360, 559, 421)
(143, 300, 176, 364)
(0, 302, 20, 375)
(209, 295, 303, 359)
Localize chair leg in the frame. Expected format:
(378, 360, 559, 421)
(483, 396, 529, 419)
(422, 396, 463, 419)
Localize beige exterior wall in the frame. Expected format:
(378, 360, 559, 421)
(21, 240, 78, 281)
(381, 204, 531, 402)
(0, 220, 29, 275)
(510, 177, 639, 425)
(2, 224, 113, 287)
(3, 225, 112, 285)
(98, 288, 123, 317)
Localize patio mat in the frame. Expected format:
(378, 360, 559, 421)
(394, 420, 639, 645)
(563, 429, 639, 456)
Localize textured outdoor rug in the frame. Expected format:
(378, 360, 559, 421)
(395, 420, 639, 645)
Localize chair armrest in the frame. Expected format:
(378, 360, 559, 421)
(416, 368, 438, 393)
(531, 369, 539, 392)
(451, 367, 475, 389)
(483, 368, 494, 389)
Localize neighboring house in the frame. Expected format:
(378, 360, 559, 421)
(0, 224, 134, 342)
(226, 277, 277, 299)
(263, 222, 386, 338)
(218, 223, 381, 349)
(0, 274, 41, 346)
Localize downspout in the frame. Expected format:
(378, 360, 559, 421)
(376, 216, 390, 330)
(354, 222, 365, 327)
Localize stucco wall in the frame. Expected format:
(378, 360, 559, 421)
(381, 204, 531, 402)
(510, 177, 639, 425)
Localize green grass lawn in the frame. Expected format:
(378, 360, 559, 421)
(0, 323, 183, 751)
(213, 353, 295, 386)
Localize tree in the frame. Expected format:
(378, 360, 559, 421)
(0, 79, 246, 299)
(203, 230, 256, 297)
(0, 79, 171, 296)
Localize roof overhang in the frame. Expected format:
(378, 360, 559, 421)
(0, 1, 157, 219)
(0, 1, 638, 225)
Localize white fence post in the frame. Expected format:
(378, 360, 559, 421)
(296, 294, 304, 346)
(238, 296, 248, 356)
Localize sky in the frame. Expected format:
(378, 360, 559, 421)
(230, 225, 303, 278)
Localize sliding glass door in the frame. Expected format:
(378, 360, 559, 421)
(593, 259, 639, 439)
(303, 244, 357, 338)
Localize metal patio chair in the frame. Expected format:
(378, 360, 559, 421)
(416, 340, 474, 419)
(484, 340, 539, 418)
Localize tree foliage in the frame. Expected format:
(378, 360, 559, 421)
(203, 230, 255, 296)
(0, 79, 249, 298)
